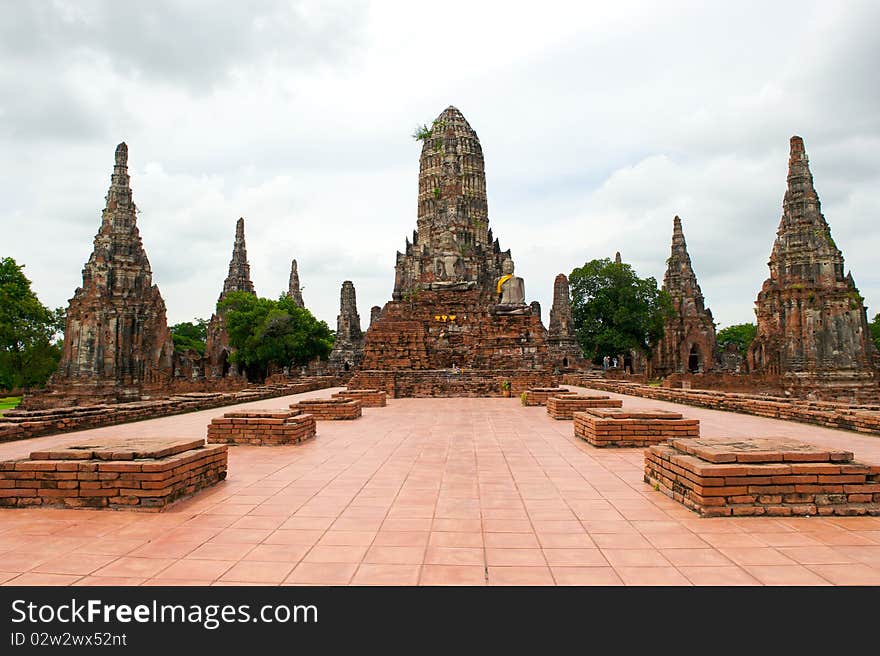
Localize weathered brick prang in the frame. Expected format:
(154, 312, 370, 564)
(523, 388, 576, 406)
(574, 408, 699, 447)
(289, 398, 362, 420)
(331, 389, 387, 407)
(645, 437, 880, 517)
(546, 395, 622, 420)
(207, 409, 316, 446)
(0, 437, 227, 511)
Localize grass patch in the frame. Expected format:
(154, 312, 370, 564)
(0, 396, 22, 416)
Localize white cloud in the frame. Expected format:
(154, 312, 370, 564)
(1, 0, 878, 333)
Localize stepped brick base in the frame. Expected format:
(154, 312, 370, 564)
(348, 370, 558, 398)
(574, 408, 699, 447)
(523, 388, 576, 406)
(206, 409, 316, 446)
(289, 398, 362, 420)
(332, 389, 387, 407)
(546, 395, 622, 419)
(645, 437, 880, 517)
(0, 437, 227, 511)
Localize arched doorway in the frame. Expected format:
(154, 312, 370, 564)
(220, 351, 230, 378)
(562, 357, 569, 368)
(687, 344, 701, 373)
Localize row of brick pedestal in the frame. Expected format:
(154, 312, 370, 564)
(0, 389, 388, 512)
(527, 386, 880, 517)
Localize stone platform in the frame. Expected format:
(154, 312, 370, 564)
(0, 437, 227, 511)
(574, 408, 700, 447)
(546, 395, 622, 420)
(206, 409, 316, 446)
(523, 388, 576, 406)
(331, 389, 387, 407)
(289, 398, 362, 420)
(645, 437, 880, 517)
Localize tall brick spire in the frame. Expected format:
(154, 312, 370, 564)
(328, 280, 364, 371)
(287, 258, 304, 307)
(37, 142, 174, 405)
(548, 273, 582, 367)
(750, 136, 876, 390)
(769, 136, 843, 287)
(664, 216, 706, 308)
(653, 215, 716, 376)
(393, 105, 514, 299)
(220, 217, 254, 301)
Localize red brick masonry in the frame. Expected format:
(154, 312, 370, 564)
(565, 377, 880, 436)
(546, 395, 622, 420)
(0, 376, 343, 443)
(206, 409, 316, 446)
(289, 398, 362, 420)
(331, 389, 387, 407)
(574, 407, 700, 447)
(645, 437, 880, 517)
(523, 388, 576, 406)
(0, 437, 227, 511)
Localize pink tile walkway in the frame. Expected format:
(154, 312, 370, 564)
(1, 385, 879, 586)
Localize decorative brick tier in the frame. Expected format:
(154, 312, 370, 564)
(546, 395, 622, 420)
(523, 388, 578, 406)
(349, 370, 558, 398)
(645, 437, 880, 517)
(565, 378, 880, 436)
(206, 409, 316, 446)
(0, 437, 227, 511)
(289, 398, 362, 420)
(331, 389, 387, 407)
(1, 376, 343, 443)
(574, 408, 699, 447)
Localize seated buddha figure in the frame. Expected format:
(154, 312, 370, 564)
(493, 258, 530, 315)
(427, 230, 474, 291)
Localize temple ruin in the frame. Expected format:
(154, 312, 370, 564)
(287, 258, 305, 308)
(327, 280, 364, 373)
(348, 106, 558, 395)
(23, 143, 174, 408)
(547, 273, 585, 370)
(748, 136, 878, 400)
(204, 217, 256, 381)
(652, 216, 717, 376)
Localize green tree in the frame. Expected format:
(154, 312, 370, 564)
(716, 322, 758, 356)
(217, 291, 334, 380)
(171, 318, 208, 355)
(0, 257, 64, 390)
(870, 313, 880, 353)
(569, 257, 673, 363)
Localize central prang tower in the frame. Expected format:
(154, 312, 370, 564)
(351, 106, 557, 396)
(393, 106, 510, 299)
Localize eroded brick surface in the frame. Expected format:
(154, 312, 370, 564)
(645, 437, 880, 517)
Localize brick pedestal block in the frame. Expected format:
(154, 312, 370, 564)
(645, 437, 880, 517)
(207, 409, 316, 446)
(332, 389, 387, 407)
(574, 408, 699, 447)
(0, 437, 227, 511)
(546, 395, 622, 419)
(523, 388, 576, 406)
(289, 398, 362, 420)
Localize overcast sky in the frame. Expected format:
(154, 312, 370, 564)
(2, 0, 878, 333)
